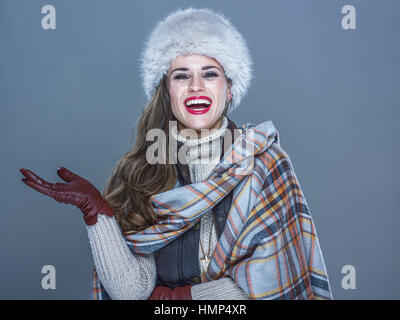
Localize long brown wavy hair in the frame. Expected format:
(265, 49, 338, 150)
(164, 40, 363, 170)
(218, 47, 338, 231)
(102, 75, 178, 234)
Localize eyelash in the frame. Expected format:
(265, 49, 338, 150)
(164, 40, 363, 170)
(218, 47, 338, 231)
(174, 71, 219, 80)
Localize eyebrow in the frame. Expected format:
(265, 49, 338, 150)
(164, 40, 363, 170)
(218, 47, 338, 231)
(170, 65, 222, 75)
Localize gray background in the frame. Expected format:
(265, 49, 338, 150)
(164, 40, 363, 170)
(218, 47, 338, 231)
(0, 0, 399, 299)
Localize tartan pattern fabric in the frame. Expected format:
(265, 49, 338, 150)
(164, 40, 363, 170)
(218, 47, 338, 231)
(92, 120, 332, 300)
(91, 267, 110, 300)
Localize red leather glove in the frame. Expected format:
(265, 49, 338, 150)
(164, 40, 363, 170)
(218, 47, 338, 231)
(20, 166, 114, 226)
(149, 285, 192, 300)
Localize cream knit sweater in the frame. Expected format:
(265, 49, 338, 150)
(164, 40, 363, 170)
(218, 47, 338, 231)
(87, 117, 248, 300)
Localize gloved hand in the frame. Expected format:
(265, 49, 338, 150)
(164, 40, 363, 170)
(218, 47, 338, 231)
(19, 166, 114, 226)
(149, 285, 192, 300)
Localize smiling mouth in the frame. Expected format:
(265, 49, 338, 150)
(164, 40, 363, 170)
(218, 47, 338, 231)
(184, 96, 213, 115)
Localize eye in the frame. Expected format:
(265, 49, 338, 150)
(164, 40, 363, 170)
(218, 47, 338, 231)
(174, 73, 189, 80)
(203, 71, 218, 78)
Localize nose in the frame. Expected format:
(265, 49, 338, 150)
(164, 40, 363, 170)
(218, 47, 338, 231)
(188, 74, 204, 92)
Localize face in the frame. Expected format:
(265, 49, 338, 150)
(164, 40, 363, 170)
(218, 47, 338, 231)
(167, 54, 232, 132)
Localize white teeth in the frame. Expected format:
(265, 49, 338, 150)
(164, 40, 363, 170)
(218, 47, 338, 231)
(186, 99, 211, 106)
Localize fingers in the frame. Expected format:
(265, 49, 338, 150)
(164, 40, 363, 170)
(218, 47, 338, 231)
(57, 166, 89, 184)
(20, 167, 91, 206)
(20, 168, 66, 201)
(20, 168, 54, 189)
(21, 177, 57, 198)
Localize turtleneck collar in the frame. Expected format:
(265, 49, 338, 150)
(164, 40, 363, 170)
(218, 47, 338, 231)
(170, 117, 228, 182)
(171, 116, 228, 147)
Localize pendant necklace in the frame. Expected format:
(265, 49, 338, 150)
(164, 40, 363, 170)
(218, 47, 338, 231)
(199, 218, 215, 279)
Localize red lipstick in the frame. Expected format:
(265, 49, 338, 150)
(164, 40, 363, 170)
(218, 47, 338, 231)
(183, 96, 212, 115)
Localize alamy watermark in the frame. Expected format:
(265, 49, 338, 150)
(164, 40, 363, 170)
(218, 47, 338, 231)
(41, 5, 56, 30)
(341, 5, 356, 30)
(341, 264, 356, 290)
(145, 120, 256, 176)
(41, 265, 56, 290)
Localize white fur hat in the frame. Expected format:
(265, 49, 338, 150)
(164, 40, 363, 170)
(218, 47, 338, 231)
(140, 7, 253, 112)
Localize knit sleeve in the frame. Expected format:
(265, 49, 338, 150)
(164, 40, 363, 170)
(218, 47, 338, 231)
(87, 214, 157, 300)
(191, 277, 249, 300)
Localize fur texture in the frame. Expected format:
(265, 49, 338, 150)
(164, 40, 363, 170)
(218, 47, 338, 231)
(140, 7, 253, 112)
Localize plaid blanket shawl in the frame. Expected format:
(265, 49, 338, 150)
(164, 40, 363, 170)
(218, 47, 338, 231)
(92, 120, 332, 300)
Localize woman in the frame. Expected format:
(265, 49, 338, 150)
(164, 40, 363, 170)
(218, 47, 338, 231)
(20, 8, 332, 300)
